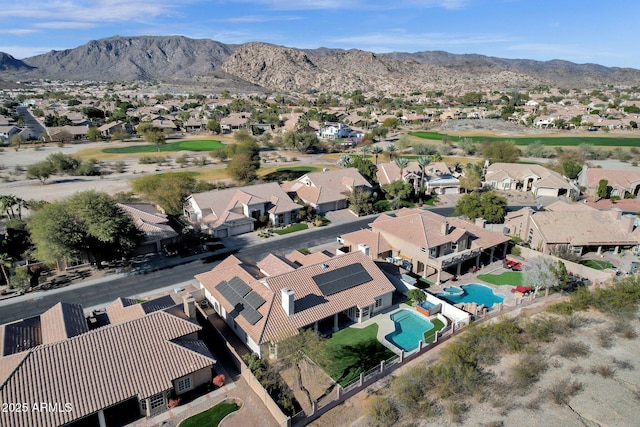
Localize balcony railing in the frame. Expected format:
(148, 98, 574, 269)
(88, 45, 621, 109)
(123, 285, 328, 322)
(437, 247, 483, 267)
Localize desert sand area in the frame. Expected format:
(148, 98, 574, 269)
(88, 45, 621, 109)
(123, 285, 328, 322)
(308, 308, 640, 427)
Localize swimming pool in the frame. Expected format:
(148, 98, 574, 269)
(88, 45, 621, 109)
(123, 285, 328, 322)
(437, 283, 505, 308)
(385, 309, 434, 352)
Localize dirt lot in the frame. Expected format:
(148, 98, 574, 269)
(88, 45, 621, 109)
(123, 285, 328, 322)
(309, 310, 640, 427)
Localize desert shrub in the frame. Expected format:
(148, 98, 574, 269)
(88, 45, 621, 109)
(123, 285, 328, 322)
(590, 365, 616, 378)
(569, 366, 584, 374)
(445, 401, 468, 424)
(553, 340, 590, 359)
(611, 358, 634, 370)
(391, 365, 439, 418)
(366, 395, 399, 427)
(114, 161, 126, 173)
(547, 378, 583, 404)
(596, 329, 613, 348)
(510, 352, 548, 391)
(565, 315, 587, 329)
(611, 321, 637, 339)
(547, 301, 575, 316)
(139, 155, 167, 164)
(522, 316, 561, 343)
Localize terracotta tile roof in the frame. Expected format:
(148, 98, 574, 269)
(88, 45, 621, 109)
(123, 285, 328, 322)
(532, 210, 638, 246)
(340, 229, 392, 256)
(118, 203, 178, 242)
(0, 311, 214, 427)
(105, 295, 180, 325)
(583, 168, 640, 189)
(257, 254, 296, 276)
(283, 168, 371, 205)
(285, 250, 332, 266)
(486, 163, 573, 190)
(40, 302, 88, 345)
(545, 200, 597, 212)
(260, 251, 395, 344)
(376, 161, 452, 185)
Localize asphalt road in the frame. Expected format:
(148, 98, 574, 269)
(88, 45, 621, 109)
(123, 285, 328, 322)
(0, 205, 531, 324)
(16, 106, 45, 140)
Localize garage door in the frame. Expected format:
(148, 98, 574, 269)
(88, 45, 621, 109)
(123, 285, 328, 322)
(230, 223, 253, 236)
(444, 187, 460, 194)
(216, 229, 228, 238)
(535, 188, 559, 197)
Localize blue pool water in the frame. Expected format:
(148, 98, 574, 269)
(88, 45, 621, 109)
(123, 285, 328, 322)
(385, 310, 434, 352)
(437, 283, 504, 308)
(443, 286, 463, 294)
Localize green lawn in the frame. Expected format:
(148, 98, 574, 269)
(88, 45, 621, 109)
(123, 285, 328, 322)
(408, 131, 640, 147)
(579, 259, 614, 270)
(315, 324, 395, 386)
(477, 271, 523, 286)
(180, 401, 240, 427)
(424, 318, 445, 343)
(273, 223, 309, 235)
(103, 139, 225, 154)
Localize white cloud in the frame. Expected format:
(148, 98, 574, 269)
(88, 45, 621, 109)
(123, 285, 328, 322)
(227, 0, 468, 11)
(34, 21, 97, 29)
(329, 31, 513, 49)
(0, 29, 39, 36)
(225, 15, 303, 23)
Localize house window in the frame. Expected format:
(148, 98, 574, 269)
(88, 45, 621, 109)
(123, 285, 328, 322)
(375, 298, 382, 308)
(430, 247, 438, 257)
(149, 393, 165, 409)
(176, 376, 192, 394)
(361, 306, 370, 317)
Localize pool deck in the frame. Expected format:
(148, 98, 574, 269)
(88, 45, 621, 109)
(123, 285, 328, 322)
(350, 303, 414, 354)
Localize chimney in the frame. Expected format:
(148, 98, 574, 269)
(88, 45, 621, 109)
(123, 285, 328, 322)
(475, 218, 486, 228)
(183, 294, 196, 319)
(281, 288, 295, 316)
(357, 243, 370, 256)
(441, 221, 449, 235)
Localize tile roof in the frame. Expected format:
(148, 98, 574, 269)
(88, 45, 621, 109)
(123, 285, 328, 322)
(376, 161, 453, 186)
(583, 168, 640, 189)
(257, 254, 296, 276)
(0, 311, 214, 427)
(532, 210, 638, 246)
(40, 302, 88, 345)
(285, 250, 332, 266)
(283, 168, 371, 205)
(261, 251, 395, 344)
(189, 183, 302, 228)
(485, 163, 573, 190)
(340, 229, 392, 256)
(118, 203, 178, 242)
(197, 251, 395, 346)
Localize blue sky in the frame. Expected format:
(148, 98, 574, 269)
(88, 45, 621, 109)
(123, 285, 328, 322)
(1, 0, 638, 68)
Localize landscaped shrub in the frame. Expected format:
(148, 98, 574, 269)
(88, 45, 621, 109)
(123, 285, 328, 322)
(407, 288, 427, 304)
(243, 353, 301, 416)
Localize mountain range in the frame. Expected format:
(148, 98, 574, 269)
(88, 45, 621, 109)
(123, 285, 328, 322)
(2, 35, 639, 93)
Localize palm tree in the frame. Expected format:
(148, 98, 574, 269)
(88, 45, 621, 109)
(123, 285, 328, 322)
(386, 143, 397, 161)
(0, 195, 17, 219)
(432, 152, 443, 162)
(337, 154, 352, 168)
(417, 155, 432, 198)
(394, 157, 409, 183)
(15, 197, 28, 220)
(372, 146, 384, 165)
(0, 253, 12, 286)
(359, 145, 370, 158)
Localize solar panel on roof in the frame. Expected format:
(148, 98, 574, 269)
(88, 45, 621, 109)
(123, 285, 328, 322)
(245, 291, 266, 310)
(228, 276, 252, 297)
(312, 263, 373, 296)
(216, 281, 243, 307)
(241, 307, 263, 325)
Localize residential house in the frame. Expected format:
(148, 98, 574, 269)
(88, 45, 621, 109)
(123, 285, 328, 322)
(376, 161, 460, 195)
(0, 125, 20, 143)
(341, 208, 510, 285)
(184, 183, 303, 237)
(281, 168, 372, 214)
(0, 293, 214, 427)
(484, 162, 577, 198)
(196, 250, 396, 358)
(316, 123, 355, 139)
(45, 125, 89, 141)
(504, 202, 640, 256)
(118, 203, 178, 254)
(220, 113, 249, 132)
(98, 120, 133, 138)
(577, 166, 640, 198)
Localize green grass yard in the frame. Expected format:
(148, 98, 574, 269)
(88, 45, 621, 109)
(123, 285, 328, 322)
(315, 324, 395, 386)
(579, 259, 614, 270)
(103, 139, 225, 154)
(424, 318, 445, 343)
(408, 131, 640, 147)
(273, 223, 309, 235)
(477, 271, 523, 286)
(179, 401, 240, 427)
